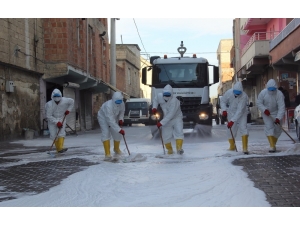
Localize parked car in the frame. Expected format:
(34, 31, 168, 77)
(294, 105, 300, 140)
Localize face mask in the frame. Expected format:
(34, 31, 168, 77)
(163, 96, 170, 101)
(53, 97, 61, 102)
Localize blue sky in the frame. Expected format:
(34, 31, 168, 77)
(109, 18, 234, 97)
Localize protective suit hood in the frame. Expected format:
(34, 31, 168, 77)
(266, 79, 277, 95)
(51, 89, 62, 99)
(233, 82, 243, 92)
(162, 84, 173, 101)
(112, 92, 123, 104)
(266, 79, 277, 89)
(163, 84, 173, 96)
(51, 88, 62, 102)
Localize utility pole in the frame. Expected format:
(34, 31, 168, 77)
(110, 18, 118, 92)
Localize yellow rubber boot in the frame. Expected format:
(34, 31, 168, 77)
(176, 139, 184, 154)
(113, 140, 122, 155)
(165, 142, 173, 154)
(55, 138, 60, 152)
(273, 136, 278, 145)
(56, 137, 67, 153)
(103, 140, 112, 160)
(55, 137, 63, 152)
(242, 135, 249, 154)
(228, 139, 236, 151)
(267, 136, 276, 152)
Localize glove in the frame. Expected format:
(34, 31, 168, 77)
(222, 111, 227, 117)
(119, 129, 125, 135)
(157, 122, 162, 128)
(274, 118, 280, 125)
(152, 108, 157, 114)
(65, 110, 70, 115)
(264, 109, 270, 116)
(57, 122, 63, 128)
(227, 121, 234, 129)
(119, 120, 123, 126)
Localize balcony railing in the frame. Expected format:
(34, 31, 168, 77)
(241, 32, 279, 56)
(270, 18, 300, 50)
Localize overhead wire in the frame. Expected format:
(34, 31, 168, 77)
(132, 18, 149, 68)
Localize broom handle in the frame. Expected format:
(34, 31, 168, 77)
(156, 116, 166, 155)
(270, 116, 296, 143)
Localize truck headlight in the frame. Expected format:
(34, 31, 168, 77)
(151, 113, 160, 120)
(199, 113, 209, 120)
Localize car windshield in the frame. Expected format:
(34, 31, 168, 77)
(126, 102, 148, 110)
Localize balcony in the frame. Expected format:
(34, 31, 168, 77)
(241, 32, 279, 74)
(270, 18, 300, 51)
(269, 18, 300, 72)
(241, 32, 279, 57)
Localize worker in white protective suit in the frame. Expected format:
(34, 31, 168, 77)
(97, 92, 125, 161)
(220, 81, 249, 154)
(257, 79, 285, 153)
(152, 84, 184, 155)
(45, 88, 74, 153)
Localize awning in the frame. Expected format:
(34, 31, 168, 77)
(43, 64, 130, 99)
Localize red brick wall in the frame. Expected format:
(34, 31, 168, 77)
(44, 18, 110, 82)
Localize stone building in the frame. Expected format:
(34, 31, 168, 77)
(116, 44, 141, 98)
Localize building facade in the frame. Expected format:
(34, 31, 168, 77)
(116, 44, 141, 98)
(0, 18, 130, 141)
(217, 39, 234, 96)
(232, 18, 299, 122)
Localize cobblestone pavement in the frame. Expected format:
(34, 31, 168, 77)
(1, 141, 300, 206)
(233, 155, 300, 207)
(0, 141, 98, 203)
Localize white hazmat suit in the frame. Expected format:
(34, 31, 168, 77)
(152, 84, 184, 154)
(97, 92, 125, 160)
(220, 82, 249, 153)
(45, 88, 74, 153)
(257, 79, 285, 152)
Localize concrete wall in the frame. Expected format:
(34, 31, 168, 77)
(0, 18, 44, 141)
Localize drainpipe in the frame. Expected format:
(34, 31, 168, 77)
(86, 18, 89, 75)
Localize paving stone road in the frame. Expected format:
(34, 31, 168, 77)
(1, 141, 300, 206)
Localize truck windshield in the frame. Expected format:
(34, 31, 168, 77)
(152, 63, 208, 87)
